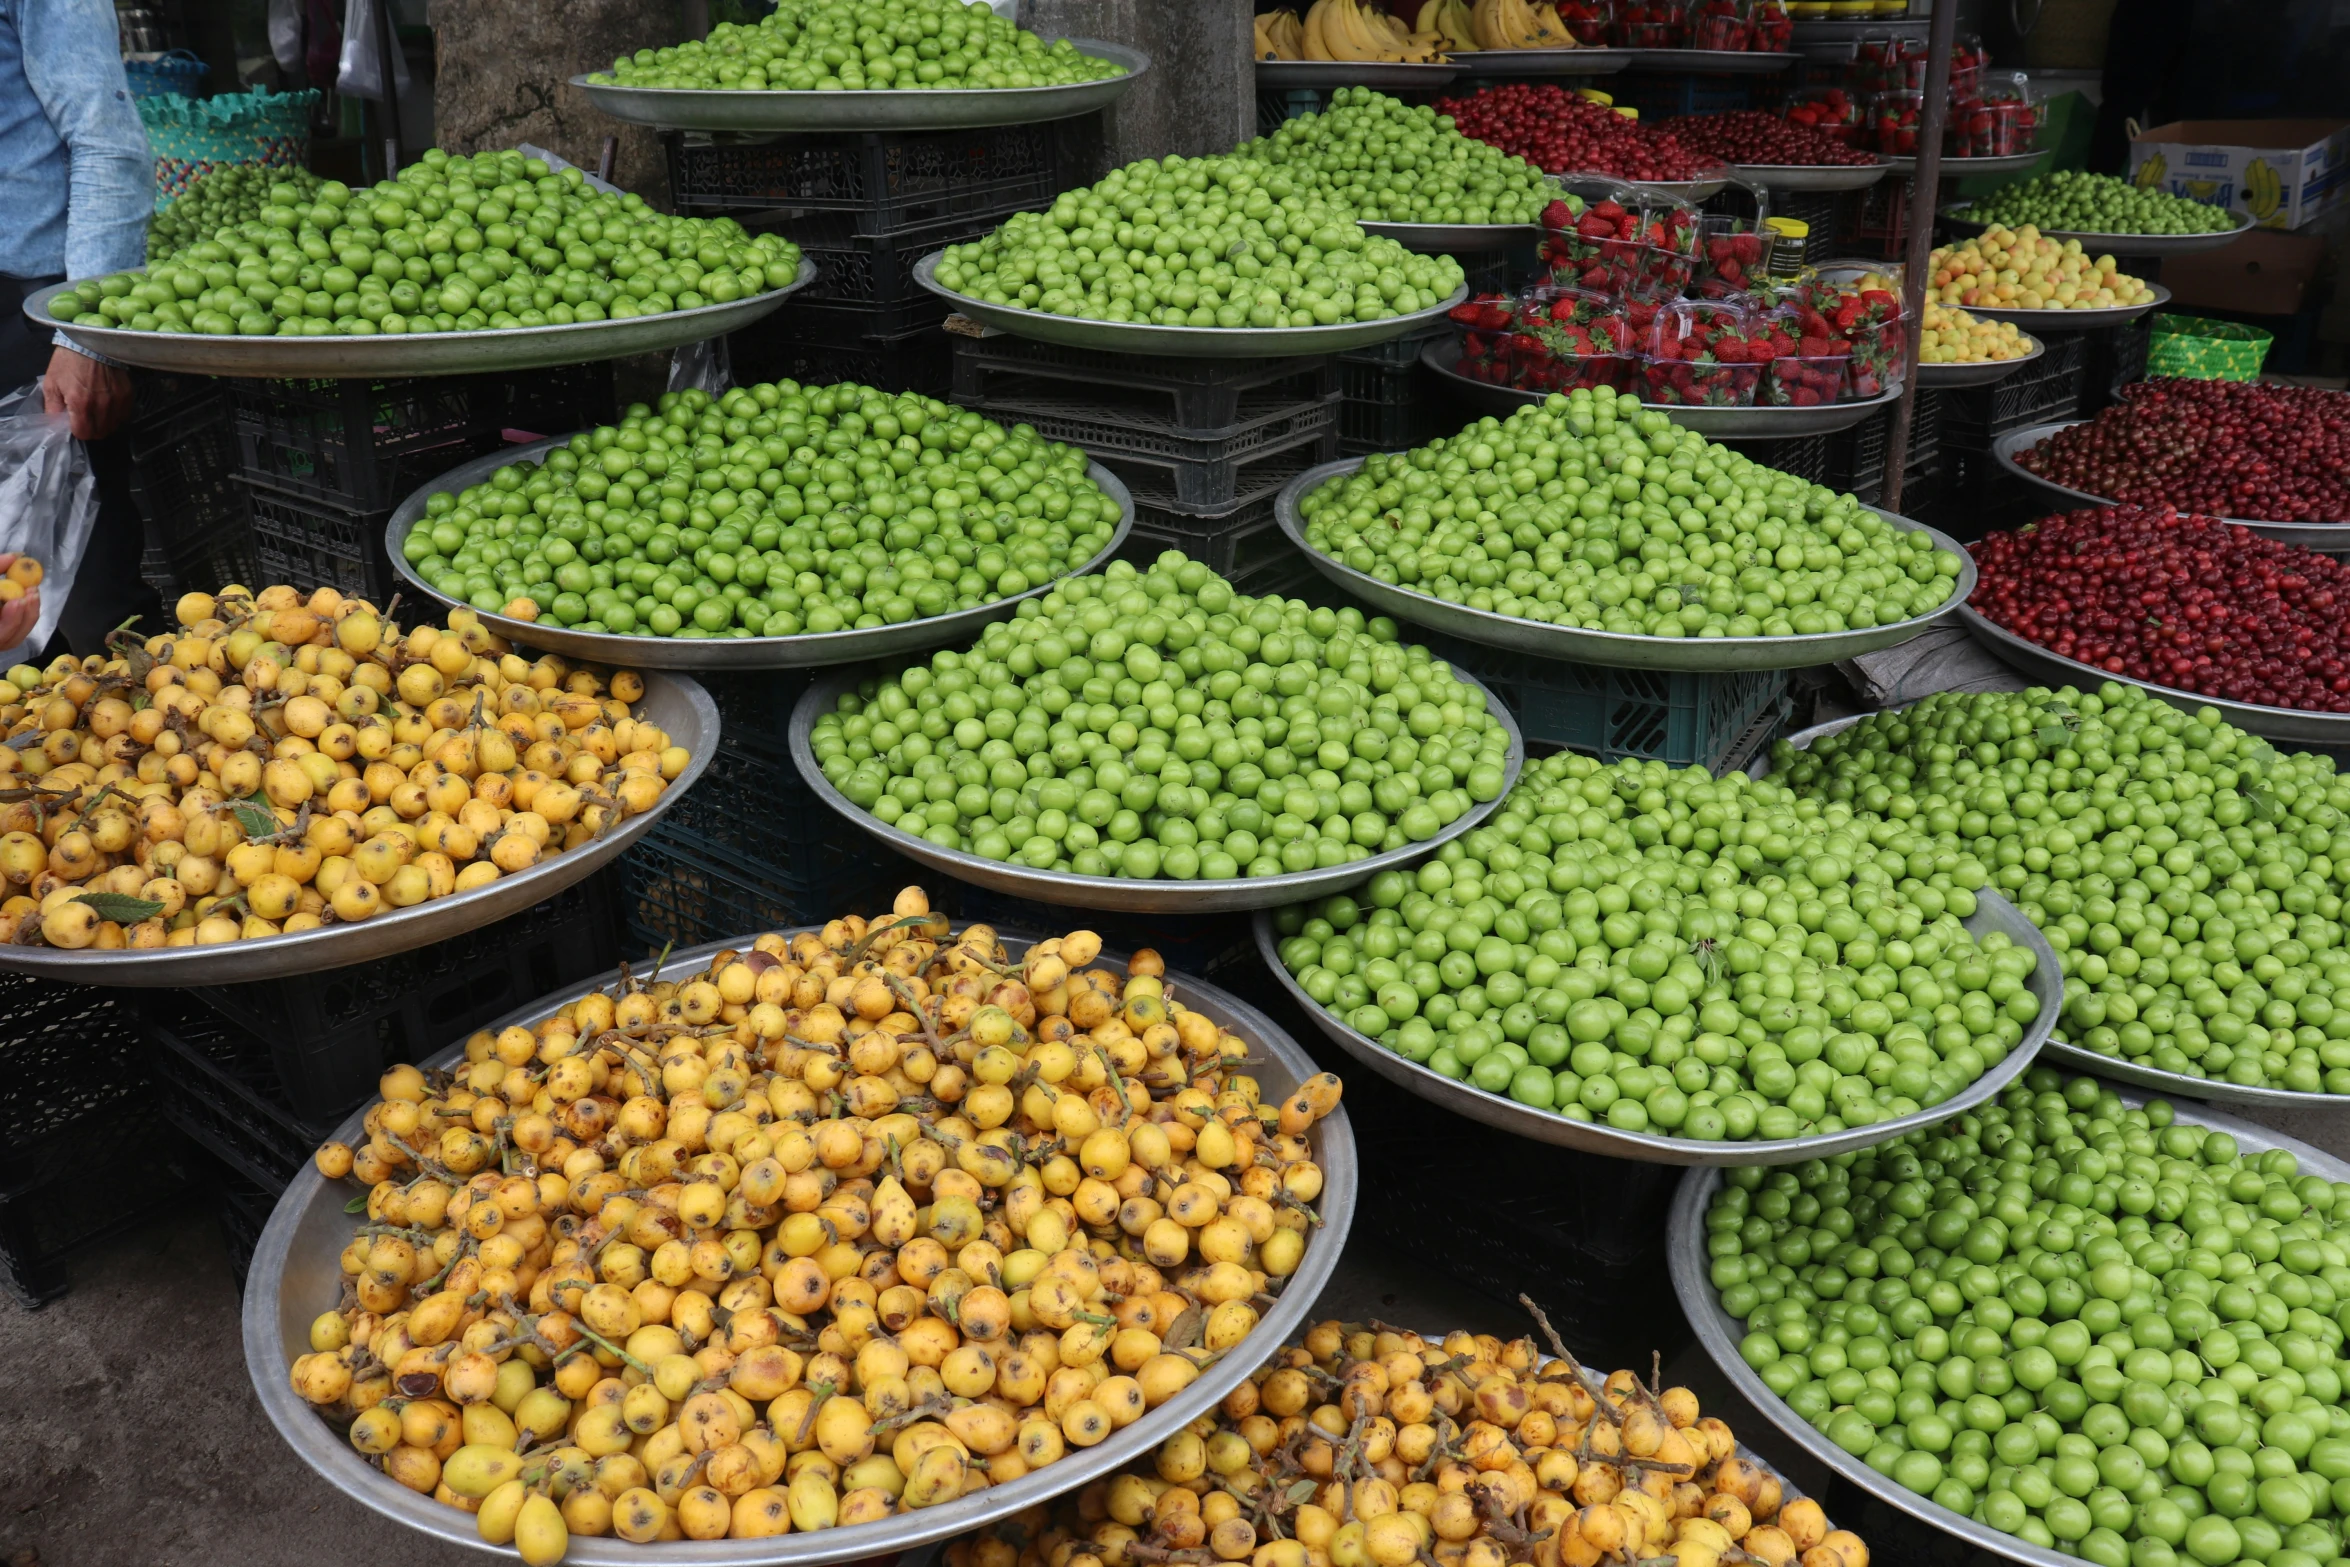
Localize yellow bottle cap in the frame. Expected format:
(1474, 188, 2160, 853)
(1763, 217, 1811, 239)
(1615, 105, 1639, 120)
(1576, 88, 1613, 105)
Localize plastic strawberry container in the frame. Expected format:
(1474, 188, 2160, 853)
(1449, 294, 1518, 384)
(1557, 0, 1614, 44)
(1687, 0, 1749, 49)
(1612, 0, 1688, 46)
(1641, 300, 1766, 407)
(1694, 215, 1770, 297)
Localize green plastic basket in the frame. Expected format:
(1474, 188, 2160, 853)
(2146, 312, 2273, 382)
(138, 87, 319, 210)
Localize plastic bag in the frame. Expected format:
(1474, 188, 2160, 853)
(0, 386, 99, 664)
(336, 0, 411, 103)
(269, 0, 303, 74)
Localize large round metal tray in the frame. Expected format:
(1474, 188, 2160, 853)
(1421, 334, 1896, 436)
(1952, 281, 2171, 331)
(1276, 453, 1976, 672)
(1669, 1090, 2350, 1567)
(386, 437, 1135, 670)
(26, 261, 814, 379)
(1253, 886, 2058, 1164)
(915, 253, 1470, 360)
(1956, 601, 2350, 747)
(1941, 201, 2255, 257)
(1881, 150, 2048, 177)
(1773, 703, 2350, 1110)
(1914, 332, 2041, 388)
(0, 673, 715, 986)
(245, 926, 1357, 1567)
(1449, 46, 1634, 75)
(788, 667, 1525, 913)
(1626, 47, 1798, 72)
(1359, 220, 1538, 253)
(570, 40, 1145, 131)
(1990, 418, 2350, 552)
(1627, 174, 1732, 202)
(1726, 160, 1890, 191)
(1254, 58, 1467, 88)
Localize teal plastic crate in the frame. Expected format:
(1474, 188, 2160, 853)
(1424, 630, 1790, 771)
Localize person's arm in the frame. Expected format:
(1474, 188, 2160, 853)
(20, 0, 153, 280)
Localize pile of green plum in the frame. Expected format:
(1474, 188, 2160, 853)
(46, 146, 801, 338)
(1707, 1070, 2350, 1566)
(1776, 684, 2350, 1097)
(1269, 748, 2045, 1140)
(1965, 171, 2239, 236)
(1296, 388, 1967, 640)
(150, 165, 322, 264)
(403, 381, 1119, 635)
(809, 554, 1517, 881)
(1240, 87, 1556, 226)
(931, 154, 1467, 328)
(594, 0, 1123, 91)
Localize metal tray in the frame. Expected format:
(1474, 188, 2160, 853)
(1628, 174, 1732, 202)
(1952, 281, 2171, 331)
(245, 926, 1356, 1567)
(1773, 703, 2350, 1110)
(1880, 150, 2047, 177)
(1252, 885, 2058, 1165)
(914, 253, 1470, 359)
(1276, 453, 1976, 672)
(1727, 160, 1891, 192)
(788, 666, 1525, 912)
(1254, 58, 1467, 88)
(570, 40, 1145, 131)
(1989, 419, 2350, 552)
(1421, 334, 1896, 437)
(1669, 1091, 2350, 1567)
(1450, 46, 1634, 75)
(1625, 47, 1799, 72)
(387, 438, 1135, 670)
(26, 261, 813, 380)
(1941, 202, 2255, 257)
(1956, 601, 2350, 747)
(1914, 333, 2041, 388)
(1359, 220, 1538, 253)
(0, 673, 715, 987)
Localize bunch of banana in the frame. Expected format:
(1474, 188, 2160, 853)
(2243, 156, 2284, 223)
(1415, 0, 1480, 49)
(1255, 9, 1309, 58)
(1465, 0, 1577, 48)
(1297, 0, 1450, 61)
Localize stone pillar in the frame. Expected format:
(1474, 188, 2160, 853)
(1021, 0, 1255, 168)
(427, 0, 678, 203)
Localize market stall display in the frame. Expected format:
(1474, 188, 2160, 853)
(0, 587, 712, 984)
(791, 556, 1526, 911)
(1255, 746, 2057, 1163)
(1253, 0, 1448, 63)
(1991, 423, 2349, 555)
(937, 1315, 1870, 1567)
(1436, 82, 1727, 184)
(1881, 150, 2047, 176)
(1240, 86, 1559, 225)
(1770, 686, 2350, 1101)
(1943, 170, 2254, 256)
(250, 902, 1357, 1564)
(1422, 335, 1903, 439)
(1914, 302, 2040, 387)
(2009, 381, 2350, 530)
(1661, 110, 1888, 189)
(1281, 398, 1974, 671)
(388, 383, 1134, 667)
(37, 148, 811, 377)
(148, 164, 324, 263)
(1927, 229, 2162, 315)
(912, 153, 1470, 358)
(1671, 1076, 2350, 1567)
(1252, 57, 1467, 87)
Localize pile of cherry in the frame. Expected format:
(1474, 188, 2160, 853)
(1436, 84, 1720, 183)
(2016, 379, 2350, 524)
(1665, 110, 1881, 167)
(1970, 504, 2350, 713)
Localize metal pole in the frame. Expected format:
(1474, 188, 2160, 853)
(372, 0, 403, 174)
(1881, 0, 1959, 515)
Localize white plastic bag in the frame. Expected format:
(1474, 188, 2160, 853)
(269, 0, 303, 74)
(336, 0, 411, 102)
(0, 386, 98, 665)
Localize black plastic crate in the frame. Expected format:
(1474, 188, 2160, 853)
(666, 121, 1070, 232)
(1936, 332, 2089, 446)
(182, 874, 624, 1125)
(150, 517, 262, 601)
(729, 320, 955, 398)
(1825, 388, 1941, 505)
(951, 333, 1339, 428)
(213, 1158, 277, 1294)
(930, 885, 1256, 980)
(1425, 628, 1790, 769)
(228, 366, 613, 510)
(1611, 73, 1752, 119)
(1119, 489, 1295, 584)
(1103, 430, 1337, 518)
(141, 995, 339, 1193)
(752, 294, 952, 344)
(127, 379, 244, 544)
(780, 209, 1007, 308)
(2081, 314, 2153, 414)
(957, 374, 1336, 462)
(240, 484, 396, 602)
(1716, 430, 1831, 486)
(619, 820, 910, 953)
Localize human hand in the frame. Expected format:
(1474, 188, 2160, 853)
(42, 348, 134, 441)
(0, 555, 40, 652)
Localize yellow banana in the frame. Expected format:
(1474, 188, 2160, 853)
(1282, 11, 1309, 54)
(1254, 13, 1279, 58)
(1303, 0, 1339, 59)
(1417, 0, 1447, 31)
(2245, 157, 2281, 223)
(1351, 0, 1401, 58)
(1515, 0, 1553, 45)
(1439, 0, 1480, 48)
(1531, 0, 1574, 42)
(1332, 0, 1385, 60)
(1373, 8, 1413, 45)
(1472, 0, 1509, 48)
(2132, 154, 2165, 189)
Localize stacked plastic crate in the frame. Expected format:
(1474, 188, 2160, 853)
(125, 369, 257, 604)
(948, 333, 1340, 600)
(673, 118, 1103, 398)
(1934, 332, 2087, 531)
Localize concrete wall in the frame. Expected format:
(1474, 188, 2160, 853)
(427, 0, 677, 203)
(1022, 0, 1255, 167)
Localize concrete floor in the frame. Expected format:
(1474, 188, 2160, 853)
(7, 1092, 2346, 1567)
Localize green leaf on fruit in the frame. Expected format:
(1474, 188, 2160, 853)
(73, 891, 165, 923)
(230, 796, 279, 838)
(345, 1195, 369, 1214)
